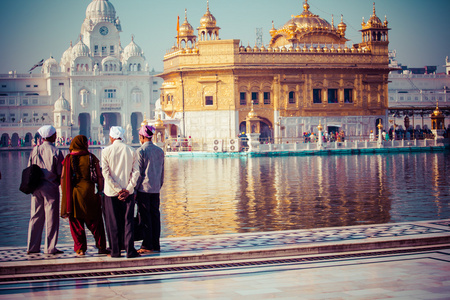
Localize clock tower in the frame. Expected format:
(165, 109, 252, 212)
(81, 0, 122, 62)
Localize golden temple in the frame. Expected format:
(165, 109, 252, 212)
(158, 0, 391, 141)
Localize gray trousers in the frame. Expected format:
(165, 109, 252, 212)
(27, 187, 60, 254)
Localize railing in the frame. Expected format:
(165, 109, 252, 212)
(163, 137, 249, 153)
(161, 134, 443, 153)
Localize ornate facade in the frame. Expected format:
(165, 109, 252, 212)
(0, 0, 162, 147)
(158, 1, 391, 141)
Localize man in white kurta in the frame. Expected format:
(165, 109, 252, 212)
(27, 125, 64, 255)
(101, 126, 140, 258)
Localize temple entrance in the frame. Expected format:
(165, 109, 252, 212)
(79, 113, 91, 138)
(328, 126, 340, 135)
(131, 112, 143, 143)
(170, 125, 178, 138)
(239, 120, 273, 142)
(11, 133, 19, 147)
(1, 133, 9, 147)
(100, 112, 121, 138)
(24, 132, 32, 146)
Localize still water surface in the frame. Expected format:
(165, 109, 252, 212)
(0, 150, 449, 247)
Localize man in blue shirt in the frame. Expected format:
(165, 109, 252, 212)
(135, 125, 164, 253)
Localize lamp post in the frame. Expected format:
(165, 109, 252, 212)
(317, 121, 324, 149)
(377, 122, 383, 147)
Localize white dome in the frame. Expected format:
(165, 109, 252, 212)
(86, 0, 116, 23)
(72, 39, 90, 58)
(43, 57, 58, 68)
(60, 42, 73, 65)
(42, 57, 58, 74)
(54, 94, 71, 112)
(123, 37, 143, 59)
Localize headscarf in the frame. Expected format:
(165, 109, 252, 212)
(38, 125, 56, 139)
(61, 135, 90, 218)
(109, 126, 125, 139)
(69, 135, 89, 153)
(139, 125, 156, 139)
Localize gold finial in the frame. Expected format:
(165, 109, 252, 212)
(377, 123, 383, 130)
(331, 14, 334, 28)
(131, 34, 135, 42)
(303, 0, 310, 12)
(372, 2, 376, 16)
(185, 8, 187, 21)
(207, 0, 210, 12)
(317, 121, 323, 131)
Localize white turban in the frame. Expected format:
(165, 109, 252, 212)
(109, 126, 125, 140)
(38, 125, 56, 139)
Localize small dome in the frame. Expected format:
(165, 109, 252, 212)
(60, 41, 73, 65)
(86, 0, 116, 23)
(54, 94, 70, 112)
(123, 36, 143, 58)
(338, 15, 347, 33)
(199, 1, 216, 27)
(179, 12, 194, 36)
(363, 3, 384, 29)
(269, 21, 277, 36)
(43, 57, 58, 68)
(42, 56, 58, 74)
(72, 38, 90, 57)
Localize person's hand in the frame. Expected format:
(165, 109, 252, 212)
(118, 189, 129, 201)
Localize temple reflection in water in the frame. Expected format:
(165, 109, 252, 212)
(160, 152, 449, 238)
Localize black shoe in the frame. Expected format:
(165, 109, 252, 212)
(51, 249, 64, 255)
(127, 252, 141, 258)
(27, 250, 40, 255)
(107, 253, 122, 258)
(98, 249, 111, 255)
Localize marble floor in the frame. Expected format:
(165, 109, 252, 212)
(1, 249, 449, 299)
(1, 220, 449, 299)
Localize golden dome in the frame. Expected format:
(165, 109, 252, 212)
(284, 0, 331, 32)
(247, 107, 259, 119)
(432, 103, 443, 117)
(155, 118, 164, 127)
(338, 15, 347, 34)
(269, 21, 277, 36)
(362, 3, 385, 29)
(179, 9, 194, 36)
(199, 0, 216, 27)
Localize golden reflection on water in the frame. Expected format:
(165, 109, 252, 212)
(160, 154, 400, 238)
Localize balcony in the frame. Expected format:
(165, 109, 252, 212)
(101, 98, 122, 110)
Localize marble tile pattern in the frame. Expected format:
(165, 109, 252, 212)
(1, 221, 449, 263)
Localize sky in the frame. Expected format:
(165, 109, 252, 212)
(0, 0, 449, 74)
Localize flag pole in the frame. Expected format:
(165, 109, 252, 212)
(177, 15, 180, 48)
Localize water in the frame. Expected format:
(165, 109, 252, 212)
(0, 149, 449, 247)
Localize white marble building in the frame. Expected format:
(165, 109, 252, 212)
(388, 55, 449, 132)
(0, 0, 162, 146)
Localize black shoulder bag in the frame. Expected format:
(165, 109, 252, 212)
(19, 146, 44, 194)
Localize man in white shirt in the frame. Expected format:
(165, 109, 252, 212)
(101, 126, 140, 258)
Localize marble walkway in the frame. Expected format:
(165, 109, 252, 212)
(1, 220, 449, 299)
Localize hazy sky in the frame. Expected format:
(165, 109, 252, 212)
(1, 0, 449, 74)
